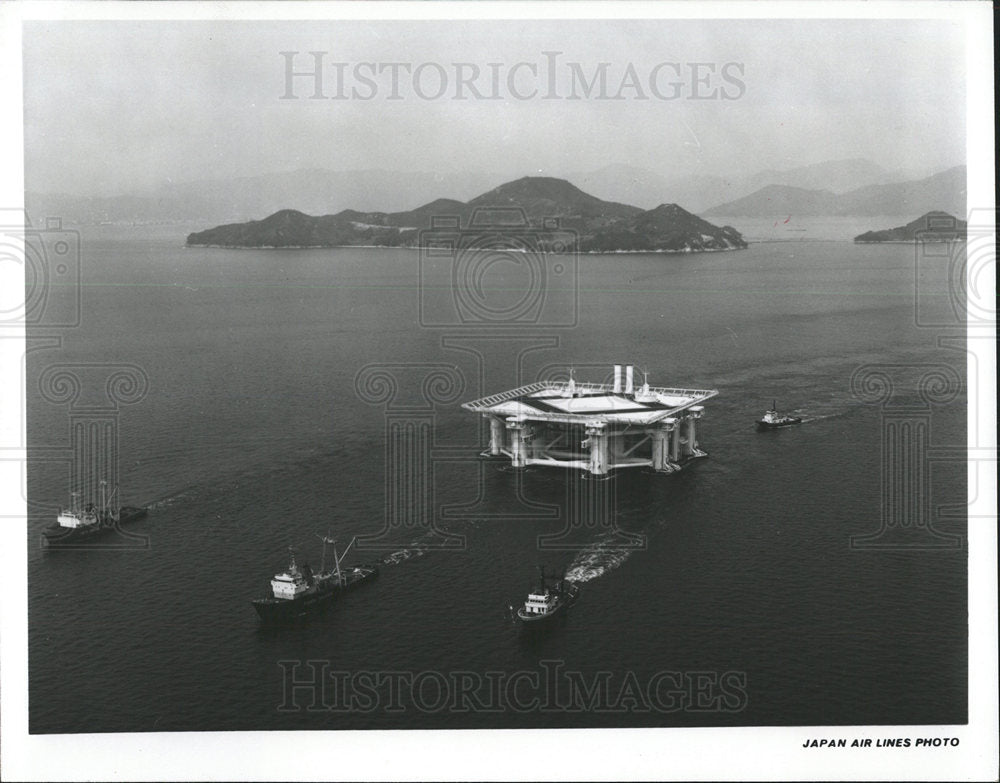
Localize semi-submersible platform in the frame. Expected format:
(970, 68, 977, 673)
(462, 364, 718, 476)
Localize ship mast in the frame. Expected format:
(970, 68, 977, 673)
(333, 537, 358, 586)
(562, 367, 577, 398)
(317, 530, 332, 574)
(106, 484, 120, 521)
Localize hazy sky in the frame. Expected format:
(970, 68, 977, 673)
(23, 18, 966, 196)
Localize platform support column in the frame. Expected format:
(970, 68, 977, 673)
(586, 423, 609, 475)
(651, 421, 678, 472)
(670, 421, 681, 462)
(684, 405, 705, 457)
(507, 418, 527, 469)
(651, 426, 665, 469)
(682, 416, 696, 456)
(488, 416, 504, 456)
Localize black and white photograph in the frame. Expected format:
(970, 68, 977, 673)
(0, 1, 996, 780)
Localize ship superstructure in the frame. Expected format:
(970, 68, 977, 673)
(515, 567, 580, 624)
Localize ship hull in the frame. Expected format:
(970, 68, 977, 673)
(251, 565, 379, 625)
(517, 605, 567, 623)
(755, 418, 802, 431)
(42, 506, 148, 548)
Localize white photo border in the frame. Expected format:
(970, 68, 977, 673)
(0, 2, 995, 781)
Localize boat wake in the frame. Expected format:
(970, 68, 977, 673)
(380, 548, 424, 566)
(376, 530, 450, 566)
(797, 412, 839, 424)
(144, 491, 193, 510)
(564, 533, 636, 583)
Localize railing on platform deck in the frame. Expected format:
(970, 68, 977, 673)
(461, 381, 718, 413)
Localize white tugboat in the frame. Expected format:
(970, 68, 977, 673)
(755, 400, 803, 431)
(515, 566, 580, 624)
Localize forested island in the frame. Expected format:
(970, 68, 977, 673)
(854, 211, 967, 243)
(185, 177, 748, 253)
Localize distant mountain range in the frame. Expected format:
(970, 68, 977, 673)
(568, 158, 921, 213)
(853, 211, 968, 243)
(27, 158, 964, 226)
(703, 166, 966, 218)
(185, 177, 748, 253)
(26, 169, 501, 227)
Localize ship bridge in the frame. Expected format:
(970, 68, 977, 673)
(462, 365, 718, 475)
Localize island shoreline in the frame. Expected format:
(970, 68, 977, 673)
(183, 243, 750, 254)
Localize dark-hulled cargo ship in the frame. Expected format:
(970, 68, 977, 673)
(251, 535, 379, 625)
(42, 482, 148, 548)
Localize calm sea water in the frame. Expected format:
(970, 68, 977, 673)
(27, 220, 967, 732)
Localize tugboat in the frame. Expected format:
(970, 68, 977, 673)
(514, 566, 580, 625)
(755, 400, 802, 431)
(42, 481, 147, 547)
(251, 534, 379, 625)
